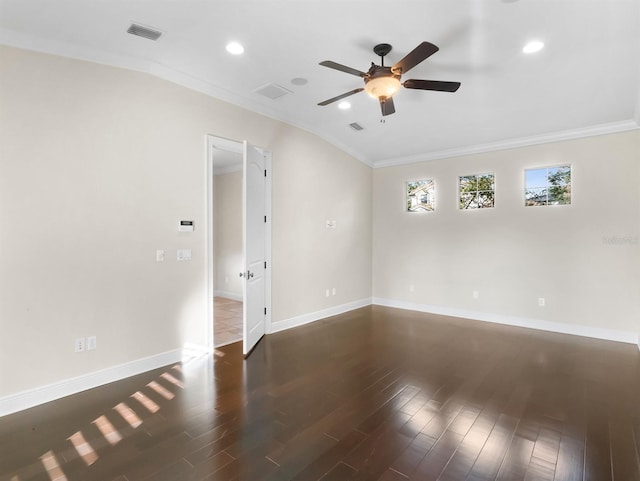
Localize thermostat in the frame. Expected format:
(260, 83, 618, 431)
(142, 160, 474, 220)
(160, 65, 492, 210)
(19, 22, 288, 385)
(178, 220, 194, 232)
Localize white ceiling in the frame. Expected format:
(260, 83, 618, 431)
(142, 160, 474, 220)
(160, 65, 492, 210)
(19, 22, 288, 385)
(1, 0, 639, 167)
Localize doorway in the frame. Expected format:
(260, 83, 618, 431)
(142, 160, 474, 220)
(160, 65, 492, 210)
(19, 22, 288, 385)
(211, 145, 243, 346)
(206, 135, 272, 354)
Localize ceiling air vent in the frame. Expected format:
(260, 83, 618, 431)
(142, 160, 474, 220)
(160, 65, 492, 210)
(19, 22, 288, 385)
(127, 23, 163, 41)
(349, 122, 364, 131)
(254, 83, 292, 100)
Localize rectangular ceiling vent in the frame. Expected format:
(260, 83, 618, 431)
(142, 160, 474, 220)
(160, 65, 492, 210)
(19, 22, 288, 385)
(349, 122, 364, 131)
(254, 83, 292, 100)
(127, 23, 163, 41)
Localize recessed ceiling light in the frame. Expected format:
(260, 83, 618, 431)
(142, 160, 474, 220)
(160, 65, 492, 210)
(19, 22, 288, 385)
(291, 77, 308, 86)
(226, 42, 244, 55)
(338, 101, 351, 110)
(523, 41, 544, 54)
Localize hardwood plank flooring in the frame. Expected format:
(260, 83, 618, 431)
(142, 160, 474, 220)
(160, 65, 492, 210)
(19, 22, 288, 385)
(1, 305, 640, 481)
(214, 297, 242, 347)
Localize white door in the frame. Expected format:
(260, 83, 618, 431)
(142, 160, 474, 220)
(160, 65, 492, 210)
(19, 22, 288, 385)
(242, 141, 266, 355)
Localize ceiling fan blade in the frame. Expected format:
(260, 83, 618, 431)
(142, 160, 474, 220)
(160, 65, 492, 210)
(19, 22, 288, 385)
(392, 41, 439, 74)
(319, 60, 366, 77)
(380, 97, 395, 116)
(317, 88, 364, 106)
(403, 79, 461, 92)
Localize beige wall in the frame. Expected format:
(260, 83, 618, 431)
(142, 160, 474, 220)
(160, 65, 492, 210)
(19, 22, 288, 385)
(2, 43, 636, 407)
(213, 170, 243, 299)
(271, 128, 373, 321)
(0, 45, 373, 398)
(373, 131, 640, 335)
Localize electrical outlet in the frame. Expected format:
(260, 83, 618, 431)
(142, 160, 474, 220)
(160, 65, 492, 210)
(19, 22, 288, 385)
(156, 250, 165, 262)
(332, 287, 336, 296)
(325, 289, 330, 297)
(87, 336, 97, 351)
(75, 337, 85, 353)
(473, 290, 479, 299)
(538, 297, 545, 307)
(409, 284, 415, 293)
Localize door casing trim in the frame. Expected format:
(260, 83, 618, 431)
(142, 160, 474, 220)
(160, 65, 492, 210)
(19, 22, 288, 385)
(206, 135, 272, 351)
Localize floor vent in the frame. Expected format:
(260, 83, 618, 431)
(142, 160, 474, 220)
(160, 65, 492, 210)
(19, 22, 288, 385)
(127, 23, 163, 41)
(349, 122, 364, 131)
(254, 83, 292, 100)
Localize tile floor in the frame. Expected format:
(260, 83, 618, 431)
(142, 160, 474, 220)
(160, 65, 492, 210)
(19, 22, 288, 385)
(214, 296, 243, 347)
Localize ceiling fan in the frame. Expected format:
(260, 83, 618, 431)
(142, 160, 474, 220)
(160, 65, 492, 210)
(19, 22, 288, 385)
(318, 42, 461, 116)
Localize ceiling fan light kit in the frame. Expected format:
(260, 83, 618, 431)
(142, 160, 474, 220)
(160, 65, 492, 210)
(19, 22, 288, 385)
(364, 70, 401, 99)
(318, 41, 461, 117)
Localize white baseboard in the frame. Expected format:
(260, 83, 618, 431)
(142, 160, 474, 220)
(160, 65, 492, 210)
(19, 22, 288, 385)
(269, 297, 372, 334)
(4, 297, 636, 418)
(214, 290, 243, 302)
(0, 349, 182, 418)
(373, 297, 639, 345)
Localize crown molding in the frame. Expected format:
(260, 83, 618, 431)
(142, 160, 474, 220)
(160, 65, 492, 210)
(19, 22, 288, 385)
(0, 28, 373, 168)
(373, 120, 640, 168)
(2, 28, 635, 171)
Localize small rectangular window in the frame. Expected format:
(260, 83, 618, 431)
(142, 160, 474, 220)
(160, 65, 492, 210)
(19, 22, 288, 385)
(459, 173, 495, 209)
(407, 179, 435, 212)
(525, 165, 571, 206)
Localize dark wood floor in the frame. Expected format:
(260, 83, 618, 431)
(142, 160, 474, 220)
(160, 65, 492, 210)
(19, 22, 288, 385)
(2, 305, 640, 481)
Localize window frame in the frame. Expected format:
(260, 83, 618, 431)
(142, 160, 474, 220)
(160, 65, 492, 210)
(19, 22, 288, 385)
(406, 179, 436, 213)
(458, 172, 496, 210)
(524, 164, 572, 207)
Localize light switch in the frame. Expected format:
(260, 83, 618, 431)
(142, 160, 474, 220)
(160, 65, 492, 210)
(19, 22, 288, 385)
(177, 249, 192, 261)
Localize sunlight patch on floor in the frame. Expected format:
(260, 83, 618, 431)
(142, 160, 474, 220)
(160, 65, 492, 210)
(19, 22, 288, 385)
(113, 402, 142, 429)
(147, 380, 175, 400)
(67, 431, 98, 466)
(92, 415, 122, 446)
(9, 365, 187, 481)
(131, 391, 160, 414)
(39, 451, 67, 481)
(161, 372, 184, 389)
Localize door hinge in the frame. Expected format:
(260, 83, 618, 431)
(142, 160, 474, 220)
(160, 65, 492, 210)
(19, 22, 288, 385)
(264, 169, 267, 177)
(264, 215, 267, 223)
(264, 261, 267, 269)
(264, 307, 267, 315)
